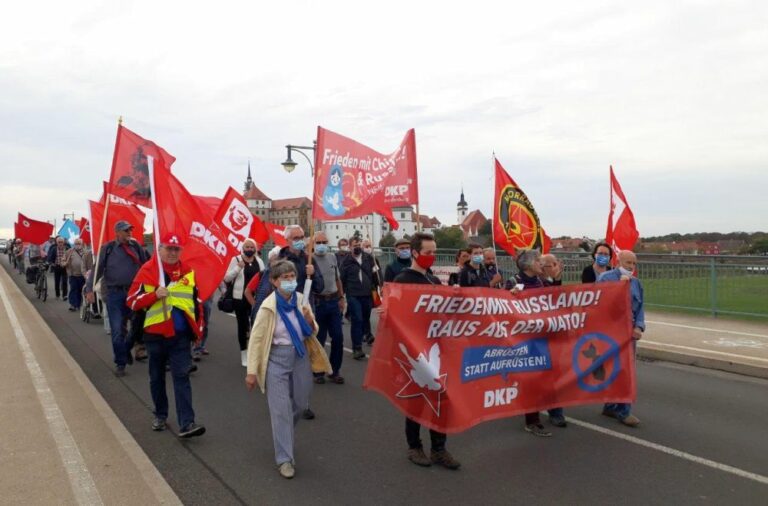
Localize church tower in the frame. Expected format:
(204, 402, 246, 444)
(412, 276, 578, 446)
(243, 160, 253, 193)
(457, 186, 468, 225)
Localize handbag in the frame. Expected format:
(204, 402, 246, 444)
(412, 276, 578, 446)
(371, 287, 382, 308)
(217, 282, 235, 313)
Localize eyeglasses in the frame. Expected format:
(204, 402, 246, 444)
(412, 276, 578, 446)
(315, 241, 328, 244)
(292, 235, 305, 240)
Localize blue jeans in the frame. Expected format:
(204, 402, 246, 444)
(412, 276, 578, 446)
(604, 341, 636, 419)
(315, 297, 344, 376)
(68, 275, 85, 309)
(347, 295, 372, 350)
(146, 335, 195, 428)
(106, 289, 132, 367)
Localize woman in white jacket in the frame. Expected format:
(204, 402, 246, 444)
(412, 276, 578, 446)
(224, 239, 265, 366)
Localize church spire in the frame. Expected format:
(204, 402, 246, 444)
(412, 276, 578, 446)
(244, 160, 253, 193)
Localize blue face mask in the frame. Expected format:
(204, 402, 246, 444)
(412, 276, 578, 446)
(292, 240, 306, 251)
(472, 255, 483, 265)
(397, 249, 411, 260)
(280, 280, 298, 294)
(595, 254, 610, 267)
(315, 244, 328, 255)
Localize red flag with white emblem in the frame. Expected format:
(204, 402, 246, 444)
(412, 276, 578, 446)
(214, 187, 270, 250)
(605, 166, 639, 260)
(15, 213, 54, 244)
(77, 217, 91, 246)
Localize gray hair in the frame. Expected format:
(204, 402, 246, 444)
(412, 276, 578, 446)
(483, 247, 495, 254)
(269, 259, 297, 280)
(516, 249, 541, 272)
(283, 225, 302, 240)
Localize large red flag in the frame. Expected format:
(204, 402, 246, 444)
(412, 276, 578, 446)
(77, 217, 91, 246)
(214, 187, 270, 250)
(107, 125, 175, 208)
(151, 164, 237, 300)
(192, 196, 222, 218)
(16, 213, 54, 244)
(493, 159, 551, 255)
(605, 166, 639, 258)
(265, 222, 288, 247)
(89, 200, 146, 252)
(312, 127, 418, 229)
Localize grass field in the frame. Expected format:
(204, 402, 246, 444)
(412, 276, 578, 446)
(642, 275, 768, 318)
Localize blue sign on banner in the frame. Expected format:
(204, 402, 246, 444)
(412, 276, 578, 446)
(57, 219, 81, 246)
(461, 338, 552, 383)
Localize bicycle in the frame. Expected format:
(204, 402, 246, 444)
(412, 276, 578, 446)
(34, 262, 49, 302)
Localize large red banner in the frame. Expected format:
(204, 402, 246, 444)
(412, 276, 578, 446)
(312, 127, 418, 229)
(15, 213, 54, 244)
(89, 200, 146, 252)
(605, 166, 639, 261)
(364, 282, 635, 433)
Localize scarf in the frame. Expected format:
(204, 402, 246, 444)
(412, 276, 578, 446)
(121, 242, 141, 265)
(275, 291, 311, 358)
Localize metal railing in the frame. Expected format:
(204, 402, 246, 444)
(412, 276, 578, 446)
(371, 248, 768, 319)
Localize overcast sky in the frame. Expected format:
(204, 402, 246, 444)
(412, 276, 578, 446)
(1, 1, 766, 240)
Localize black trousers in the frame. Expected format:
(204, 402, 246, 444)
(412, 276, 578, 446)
(53, 266, 68, 297)
(405, 417, 446, 452)
(234, 298, 253, 351)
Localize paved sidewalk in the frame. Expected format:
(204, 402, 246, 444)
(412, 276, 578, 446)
(639, 310, 768, 378)
(0, 266, 180, 505)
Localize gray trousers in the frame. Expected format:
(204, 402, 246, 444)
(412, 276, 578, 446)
(265, 345, 312, 465)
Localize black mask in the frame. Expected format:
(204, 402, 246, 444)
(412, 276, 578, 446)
(353, 246, 362, 256)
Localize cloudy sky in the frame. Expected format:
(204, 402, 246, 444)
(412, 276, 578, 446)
(1, 0, 766, 240)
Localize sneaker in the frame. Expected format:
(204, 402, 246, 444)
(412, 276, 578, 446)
(92, 314, 102, 320)
(430, 449, 461, 470)
(352, 349, 366, 360)
(192, 351, 202, 362)
(114, 366, 126, 377)
(620, 414, 641, 427)
(302, 408, 315, 420)
(525, 423, 552, 437)
(313, 375, 326, 384)
(549, 415, 567, 428)
(188, 363, 198, 374)
(134, 345, 148, 361)
(151, 418, 166, 431)
(201, 349, 210, 355)
(241, 350, 247, 367)
(278, 462, 295, 479)
(328, 374, 345, 384)
(179, 423, 206, 438)
(407, 448, 431, 467)
(68, 306, 77, 312)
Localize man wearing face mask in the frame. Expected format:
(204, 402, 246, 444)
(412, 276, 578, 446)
(393, 232, 461, 470)
(483, 248, 504, 289)
(63, 238, 92, 312)
(336, 238, 350, 264)
(582, 242, 613, 283)
(459, 243, 501, 288)
(598, 250, 644, 427)
(384, 238, 412, 283)
(311, 231, 346, 384)
(224, 238, 265, 367)
(340, 237, 375, 360)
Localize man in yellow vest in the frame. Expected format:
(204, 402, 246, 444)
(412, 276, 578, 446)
(127, 233, 206, 438)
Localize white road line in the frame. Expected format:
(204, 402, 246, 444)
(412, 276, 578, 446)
(642, 340, 768, 363)
(565, 416, 768, 486)
(0, 278, 104, 505)
(646, 320, 768, 339)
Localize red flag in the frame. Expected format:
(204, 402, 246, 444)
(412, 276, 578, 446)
(214, 187, 270, 250)
(605, 166, 639, 259)
(89, 200, 145, 252)
(77, 217, 91, 246)
(151, 164, 237, 300)
(265, 222, 288, 247)
(493, 158, 551, 255)
(107, 125, 175, 208)
(192, 196, 222, 218)
(313, 127, 418, 229)
(15, 213, 54, 244)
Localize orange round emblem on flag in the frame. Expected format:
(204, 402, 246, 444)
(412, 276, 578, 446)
(498, 185, 544, 250)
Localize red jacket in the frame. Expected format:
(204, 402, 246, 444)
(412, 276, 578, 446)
(127, 259, 204, 339)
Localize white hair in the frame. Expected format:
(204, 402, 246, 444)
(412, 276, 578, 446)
(283, 225, 302, 240)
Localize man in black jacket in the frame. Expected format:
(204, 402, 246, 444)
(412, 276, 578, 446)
(340, 236, 374, 360)
(384, 238, 412, 283)
(458, 243, 501, 288)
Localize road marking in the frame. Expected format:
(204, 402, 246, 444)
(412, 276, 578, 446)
(642, 340, 768, 363)
(646, 320, 768, 339)
(0, 277, 104, 505)
(565, 416, 768, 486)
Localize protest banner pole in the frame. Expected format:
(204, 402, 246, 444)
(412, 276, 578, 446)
(491, 152, 497, 249)
(147, 155, 169, 320)
(93, 116, 122, 284)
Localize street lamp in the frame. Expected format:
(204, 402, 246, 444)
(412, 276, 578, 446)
(281, 142, 316, 176)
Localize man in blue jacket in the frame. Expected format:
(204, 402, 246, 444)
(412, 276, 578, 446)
(598, 250, 645, 427)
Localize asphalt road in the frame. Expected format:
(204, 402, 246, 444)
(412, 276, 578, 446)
(5, 259, 768, 505)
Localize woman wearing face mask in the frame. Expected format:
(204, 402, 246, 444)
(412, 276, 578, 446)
(225, 239, 265, 366)
(459, 243, 501, 288)
(582, 242, 613, 283)
(447, 248, 471, 286)
(245, 260, 331, 479)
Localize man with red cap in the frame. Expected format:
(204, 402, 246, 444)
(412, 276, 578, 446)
(127, 233, 206, 438)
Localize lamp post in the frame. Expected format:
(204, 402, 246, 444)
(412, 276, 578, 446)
(281, 141, 316, 176)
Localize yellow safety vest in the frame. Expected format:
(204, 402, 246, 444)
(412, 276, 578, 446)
(144, 271, 196, 328)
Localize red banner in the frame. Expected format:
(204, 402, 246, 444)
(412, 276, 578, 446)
(214, 187, 270, 250)
(15, 213, 54, 244)
(107, 125, 175, 208)
(493, 158, 551, 255)
(312, 127, 418, 229)
(151, 165, 237, 300)
(265, 223, 288, 247)
(77, 217, 91, 246)
(89, 200, 146, 252)
(364, 282, 635, 433)
(605, 166, 639, 261)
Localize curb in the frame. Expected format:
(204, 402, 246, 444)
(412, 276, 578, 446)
(637, 345, 768, 380)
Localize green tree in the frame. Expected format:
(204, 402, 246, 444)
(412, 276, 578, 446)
(433, 227, 467, 250)
(379, 232, 396, 248)
(750, 238, 768, 254)
(478, 219, 492, 236)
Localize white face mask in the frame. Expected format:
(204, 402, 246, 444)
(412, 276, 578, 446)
(363, 247, 372, 254)
(619, 267, 634, 277)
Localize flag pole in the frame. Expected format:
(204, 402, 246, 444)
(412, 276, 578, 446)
(491, 152, 497, 250)
(93, 116, 123, 284)
(147, 155, 169, 320)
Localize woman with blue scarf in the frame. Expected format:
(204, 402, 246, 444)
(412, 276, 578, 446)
(245, 260, 331, 479)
